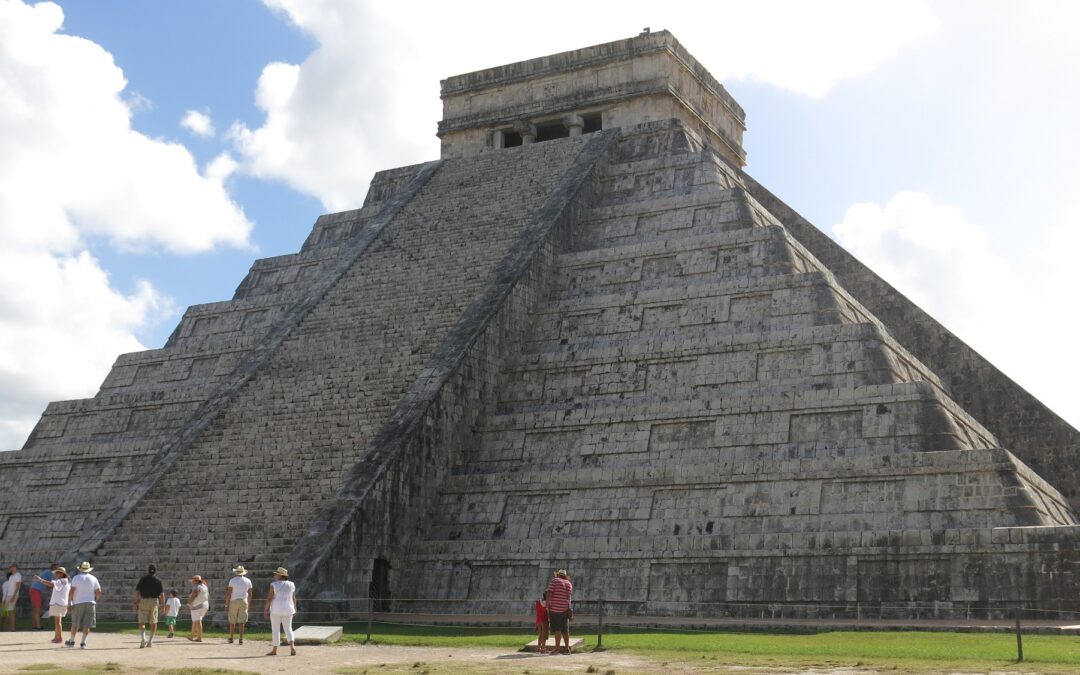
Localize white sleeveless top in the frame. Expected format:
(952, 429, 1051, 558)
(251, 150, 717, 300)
(269, 580, 296, 614)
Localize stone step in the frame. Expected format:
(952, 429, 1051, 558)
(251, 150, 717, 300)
(404, 525, 1069, 563)
(552, 228, 800, 298)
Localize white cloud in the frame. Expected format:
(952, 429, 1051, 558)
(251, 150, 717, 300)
(833, 191, 1080, 429)
(233, 0, 939, 210)
(0, 1, 254, 448)
(0, 249, 173, 448)
(181, 108, 215, 138)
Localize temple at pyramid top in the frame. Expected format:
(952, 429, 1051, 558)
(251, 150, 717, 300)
(438, 29, 747, 166)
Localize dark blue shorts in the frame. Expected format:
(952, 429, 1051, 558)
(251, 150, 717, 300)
(549, 610, 569, 633)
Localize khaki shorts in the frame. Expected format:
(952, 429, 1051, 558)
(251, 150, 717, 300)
(228, 599, 248, 624)
(71, 603, 96, 631)
(49, 605, 68, 618)
(138, 598, 159, 624)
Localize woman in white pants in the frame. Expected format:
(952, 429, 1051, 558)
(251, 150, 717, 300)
(263, 567, 297, 656)
(187, 575, 209, 642)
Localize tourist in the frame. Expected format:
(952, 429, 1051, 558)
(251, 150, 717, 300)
(534, 590, 550, 653)
(164, 589, 181, 638)
(33, 566, 69, 643)
(263, 566, 297, 656)
(132, 564, 165, 648)
(545, 569, 573, 654)
(67, 561, 102, 649)
(225, 564, 253, 645)
(3, 564, 22, 631)
(187, 575, 209, 642)
(29, 563, 58, 630)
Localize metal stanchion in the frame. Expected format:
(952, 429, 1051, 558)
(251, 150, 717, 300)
(597, 595, 605, 650)
(366, 597, 374, 644)
(1015, 605, 1024, 662)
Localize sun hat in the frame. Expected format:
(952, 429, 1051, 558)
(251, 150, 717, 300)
(232, 565, 247, 576)
(273, 567, 289, 578)
(54, 566, 67, 577)
(555, 568, 568, 578)
(190, 574, 203, 583)
(77, 561, 93, 573)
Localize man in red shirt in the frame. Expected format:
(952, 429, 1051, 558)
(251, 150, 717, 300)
(545, 569, 573, 654)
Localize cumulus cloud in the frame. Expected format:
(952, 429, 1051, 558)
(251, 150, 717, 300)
(0, 1, 254, 448)
(181, 108, 215, 138)
(232, 0, 939, 210)
(833, 191, 1080, 429)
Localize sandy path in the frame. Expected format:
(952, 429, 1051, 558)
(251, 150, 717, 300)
(0, 630, 662, 674)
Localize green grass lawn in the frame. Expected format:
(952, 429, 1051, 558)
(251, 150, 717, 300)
(11, 613, 1080, 672)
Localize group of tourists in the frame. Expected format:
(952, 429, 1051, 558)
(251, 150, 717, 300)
(3, 561, 298, 656)
(534, 568, 575, 654)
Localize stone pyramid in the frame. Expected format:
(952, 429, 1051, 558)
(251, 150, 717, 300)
(1, 31, 1078, 618)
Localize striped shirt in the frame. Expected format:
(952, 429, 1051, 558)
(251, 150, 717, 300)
(546, 576, 573, 612)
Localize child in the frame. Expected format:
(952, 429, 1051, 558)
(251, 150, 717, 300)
(34, 566, 69, 644)
(164, 589, 181, 638)
(534, 590, 549, 653)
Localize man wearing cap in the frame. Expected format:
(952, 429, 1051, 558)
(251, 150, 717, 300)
(225, 565, 253, 645)
(67, 561, 102, 649)
(132, 564, 165, 648)
(545, 569, 574, 654)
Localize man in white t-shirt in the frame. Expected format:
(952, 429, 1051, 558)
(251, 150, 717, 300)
(2, 564, 21, 631)
(66, 562, 102, 649)
(224, 565, 253, 645)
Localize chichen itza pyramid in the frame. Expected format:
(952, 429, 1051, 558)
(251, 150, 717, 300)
(3, 31, 1079, 618)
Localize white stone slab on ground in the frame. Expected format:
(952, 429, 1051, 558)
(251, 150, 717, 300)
(523, 637, 584, 652)
(292, 625, 343, 644)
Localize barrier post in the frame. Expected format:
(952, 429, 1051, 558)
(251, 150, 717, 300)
(597, 595, 605, 650)
(366, 597, 374, 644)
(1014, 605, 1023, 662)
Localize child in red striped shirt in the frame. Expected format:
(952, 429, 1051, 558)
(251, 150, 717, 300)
(534, 591, 549, 653)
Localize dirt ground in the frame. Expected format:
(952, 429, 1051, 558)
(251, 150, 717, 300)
(0, 630, 1055, 675)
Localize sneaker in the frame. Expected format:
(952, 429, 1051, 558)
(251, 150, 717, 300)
(79, 643, 86, 649)
(238, 639, 243, 645)
(146, 641, 153, 648)
(65, 640, 75, 647)
(227, 638, 233, 644)
(139, 642, 145, 648)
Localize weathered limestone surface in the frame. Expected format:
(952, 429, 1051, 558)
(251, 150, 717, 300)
(741, 174, 1080, 513)
(2, 31, 1078, 620)
(382, 121, 1080, 616)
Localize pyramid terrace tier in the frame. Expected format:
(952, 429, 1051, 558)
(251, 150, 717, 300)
(426, 447, 1073, 543)
(395, 525, 1080, 615)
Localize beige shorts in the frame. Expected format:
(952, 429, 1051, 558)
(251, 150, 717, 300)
(49, 605, 68, 618)
(228, 599, 248, 624)
(190, 605, 208, 622)
(138, 598, 159, 624)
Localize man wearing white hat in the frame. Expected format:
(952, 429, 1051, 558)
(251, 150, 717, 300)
(66, 562, 102, 649)
(224, 565, 253, 645)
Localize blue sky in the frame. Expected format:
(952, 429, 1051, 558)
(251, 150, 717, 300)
(2, 0, 1079, 448)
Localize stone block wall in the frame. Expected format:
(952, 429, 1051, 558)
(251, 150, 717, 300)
(740, 174, 1080, 513)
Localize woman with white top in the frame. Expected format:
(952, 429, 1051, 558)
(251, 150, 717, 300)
(186, 575, 209, 642)
(33, 566, 69, 643)
(263, 566, 297, 656)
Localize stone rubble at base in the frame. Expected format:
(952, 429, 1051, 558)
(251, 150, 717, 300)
(0, 30, 1078, 620)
